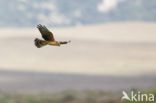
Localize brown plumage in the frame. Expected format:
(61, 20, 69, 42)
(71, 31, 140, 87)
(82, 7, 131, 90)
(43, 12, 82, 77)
(34, 24, 70, 48)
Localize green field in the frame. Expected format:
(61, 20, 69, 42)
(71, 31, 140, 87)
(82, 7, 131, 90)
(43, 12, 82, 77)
(0, 90, 155, 103)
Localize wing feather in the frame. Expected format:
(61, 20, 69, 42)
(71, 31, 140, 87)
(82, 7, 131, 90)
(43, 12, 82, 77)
(37, 24, 55, 41)
(34, 38, 49, 48)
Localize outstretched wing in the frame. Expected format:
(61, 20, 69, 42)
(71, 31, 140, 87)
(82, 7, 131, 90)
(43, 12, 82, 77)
(34, 38, 49, 48)
(37, 24, 55, 41)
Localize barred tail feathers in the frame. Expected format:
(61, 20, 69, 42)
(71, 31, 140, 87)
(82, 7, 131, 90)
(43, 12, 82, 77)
(34, 38, 48, 48)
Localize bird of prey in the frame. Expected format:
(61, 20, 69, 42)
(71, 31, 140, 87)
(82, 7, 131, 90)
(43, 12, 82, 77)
(34, 24, 70, 48)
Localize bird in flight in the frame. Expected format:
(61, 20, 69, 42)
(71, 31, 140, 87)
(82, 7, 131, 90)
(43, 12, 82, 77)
(34, 24, 70, 48)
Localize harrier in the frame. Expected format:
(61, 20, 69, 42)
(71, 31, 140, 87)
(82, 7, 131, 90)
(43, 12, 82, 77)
(34, 24, 70, 48)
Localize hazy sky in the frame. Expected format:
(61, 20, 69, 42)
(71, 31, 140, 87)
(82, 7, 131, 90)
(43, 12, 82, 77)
(98, 0, 124, 13)
(0, 22, 156, 76)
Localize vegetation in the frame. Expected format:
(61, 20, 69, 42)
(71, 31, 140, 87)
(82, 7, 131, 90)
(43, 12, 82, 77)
(0, 89, 155, 103)
(0, 90, 119, 103)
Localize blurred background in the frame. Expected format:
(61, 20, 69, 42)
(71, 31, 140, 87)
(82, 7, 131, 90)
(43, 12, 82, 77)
(0, 0, 156, 103)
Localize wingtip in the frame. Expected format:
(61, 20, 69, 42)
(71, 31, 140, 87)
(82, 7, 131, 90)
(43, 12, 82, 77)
(37, 24, 43, 28)
(34, 38, 42, 48)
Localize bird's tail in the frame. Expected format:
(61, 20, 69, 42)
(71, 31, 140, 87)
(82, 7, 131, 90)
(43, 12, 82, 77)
(34, 38, 49, 48)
